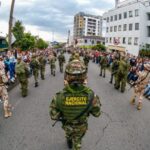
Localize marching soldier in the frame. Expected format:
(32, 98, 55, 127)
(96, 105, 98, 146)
(58, 51, 66, 73)
(0, 56, 12, 118)
(109, 55, 119, 84)
(99, 53, 108, 78)
(50, 59, 101, 150)
(114, 55, 129, 93)
(30, 54, 40, 87)
(49, 53, 57, 76)
(130, 64, 150, 110)
(38, 52, 47, 80)
(83, 52, 90, 71)
(16, 56, 29, 97)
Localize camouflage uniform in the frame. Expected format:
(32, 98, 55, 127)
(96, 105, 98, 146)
(83, 53, 90, 71)
(16, 57, 29, 97)
(58, 52, 66, 73)
(30, 55, 39, 87)
(38, 54, 46, 80)
(99, 54, 108, 78)
(49, 55, 57, 76)
(130, 64, 150, 110)
(114, 57, 129, 92)
(0, 59, 12, 118)
(50, 59, 101, 150)
(110, 57, 119, 84)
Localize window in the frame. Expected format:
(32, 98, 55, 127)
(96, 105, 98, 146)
(118, 25, 122, 31)
(106, 38, 108, 43)
(85, 39, 87, 43)
(129, 24, 133, 31)
(135, 9, 139, 17)
(114, 15, 117, 21)
(119, 14, 122, 20)
(110, 37, 112, 43)
(106, 27, 109, 33)
(2, 40, 6, 45)
(123, 37, 126, 44)
(128, 37, 132, 45)
(123, 24, 127, 31)
(135, 23, 139, 30)
(114, 26, 117, 32)
(129, 11, 133, 17)
(107, 17, 109, 22)
(148, 14, 150, 20)
(110, 26, 113, 32)
(124, 12, 127, 18)
(134, 37, 138, 45)
(92, 40, 94, 44)
(148, 26, 150, 37)
(110, 16, 113, 22)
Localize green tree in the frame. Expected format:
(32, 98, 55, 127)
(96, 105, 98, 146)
(20, 33, 36, 50)
(36, 38, 48, 49)
(12, 20, 25, 47)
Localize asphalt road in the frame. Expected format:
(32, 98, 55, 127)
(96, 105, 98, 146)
(0, 55, 150, 150)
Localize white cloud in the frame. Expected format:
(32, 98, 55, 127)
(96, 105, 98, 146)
(75, 0, 91, 5)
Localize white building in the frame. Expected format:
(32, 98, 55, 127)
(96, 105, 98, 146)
(103, 0, 150, 56)
(74, 12, 102, 38)
(76, 36, 105, 47)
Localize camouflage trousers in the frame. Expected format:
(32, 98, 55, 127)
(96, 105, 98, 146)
(59, 63, 64, 73)
(63, 123, 87, 150)
(50, 65, 56, 76)
(40, 67, 45, 79)
(100, 66, 106, 77)
(114, 73, 127, 92)
(33, 70, 39, 83)
(0, 85, 11, 114)
(132, 83, 145, 103)
(19, 79, 28, 97)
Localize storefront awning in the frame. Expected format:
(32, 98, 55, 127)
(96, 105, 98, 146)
(107, 45, 126, 52)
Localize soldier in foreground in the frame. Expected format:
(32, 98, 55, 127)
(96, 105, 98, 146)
(0, 56, 12, 118)
(58, 51, 66, 73)
(50, 59, 101, 150)
(15, 56, 29, 97)
(130, 64, 150, 110)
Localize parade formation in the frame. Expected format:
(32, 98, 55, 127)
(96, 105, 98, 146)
(0, 0, 150, 150)
(0, 47, 149, 150)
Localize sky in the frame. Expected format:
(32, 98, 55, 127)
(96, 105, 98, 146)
(0, 0, 116, 42)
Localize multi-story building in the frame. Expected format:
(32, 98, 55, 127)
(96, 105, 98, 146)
(74, 12, 102, 38)
(103, 0, 150, 56)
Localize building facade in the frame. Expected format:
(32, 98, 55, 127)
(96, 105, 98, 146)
(103, 0, 150, 56)
(74, 12, 102, 38)
(76, 36, 105, 47)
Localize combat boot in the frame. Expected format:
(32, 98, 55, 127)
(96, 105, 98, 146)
(130, 98, 135, 105)
(35, 82, 38, 87)
(137, 102, 142, 110)
(4, 106, 12, 118)
(67, 139, 73, 149)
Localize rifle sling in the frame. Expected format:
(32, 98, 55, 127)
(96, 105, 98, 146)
(73, 92, 94, 120)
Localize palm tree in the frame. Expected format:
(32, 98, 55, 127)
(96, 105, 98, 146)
(8, 0, 15, 50)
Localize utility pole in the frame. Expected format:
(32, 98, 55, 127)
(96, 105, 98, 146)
(8, 0, 15, 50)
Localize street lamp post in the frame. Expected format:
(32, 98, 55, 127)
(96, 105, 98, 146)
(8, 0, 15, 50)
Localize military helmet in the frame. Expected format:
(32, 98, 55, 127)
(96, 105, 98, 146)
(65, 59, 87, 83)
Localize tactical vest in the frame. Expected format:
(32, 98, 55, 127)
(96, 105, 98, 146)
(56, 86, 94, 122)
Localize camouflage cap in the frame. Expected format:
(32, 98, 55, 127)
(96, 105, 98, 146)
(65, 59, 86, 75)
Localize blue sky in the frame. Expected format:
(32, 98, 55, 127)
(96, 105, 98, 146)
(0, 0, 115, 42)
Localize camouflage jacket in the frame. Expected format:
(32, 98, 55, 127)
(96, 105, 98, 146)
(50, 84, 101, 124)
